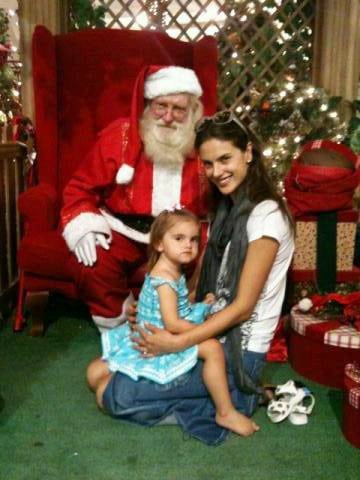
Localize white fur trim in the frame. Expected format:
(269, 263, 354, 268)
(100, 209, 150, 244)
(62, 212, 111, 251)
(144, 66, 203, 99)
(93, 292, 135, 333)
(151, 163, 183, 216)
(115, 164, 135, 184)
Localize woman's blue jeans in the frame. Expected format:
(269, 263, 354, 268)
(102, 347, 266, 445)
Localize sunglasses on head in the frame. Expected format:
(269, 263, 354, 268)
(195, 110, 248, 135)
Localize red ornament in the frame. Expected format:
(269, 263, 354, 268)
(0, 43, 10, 67)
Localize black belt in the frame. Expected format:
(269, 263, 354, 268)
(116, 214, 154, 234)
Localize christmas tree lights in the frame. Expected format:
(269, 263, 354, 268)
(70, 0, 106, 30)
(0, 7, 22, 142)
(250, 77, 348, 189)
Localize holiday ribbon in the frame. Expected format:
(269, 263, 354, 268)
(316, 211, 337, 292)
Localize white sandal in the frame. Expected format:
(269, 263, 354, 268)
(288, 389, 315, 425)
(274, 380, 299, 397)
(266, 381, 315, 425)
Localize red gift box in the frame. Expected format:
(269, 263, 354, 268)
(342, 363, 360, 448)
(289, 308, 360, 388)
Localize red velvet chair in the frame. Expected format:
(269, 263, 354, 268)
(14, 26, 217, 335)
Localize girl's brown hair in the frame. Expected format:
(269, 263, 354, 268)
(148, 209, 200, 270)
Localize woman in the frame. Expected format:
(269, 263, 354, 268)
(88, 112, 295, 445)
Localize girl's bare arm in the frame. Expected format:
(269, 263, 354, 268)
(157, 284, 196, 334)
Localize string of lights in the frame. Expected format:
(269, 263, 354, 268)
(0, 6, 22, 142)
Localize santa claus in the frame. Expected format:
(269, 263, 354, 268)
(61, 65, 209, 331)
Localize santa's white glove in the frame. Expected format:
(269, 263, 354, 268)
(74, 232, 112, 267)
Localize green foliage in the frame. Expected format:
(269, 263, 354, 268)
(0, 63, 14, 87)
(70, 0, 106, 30)
(0, 7, 9, 44)
(345, 100, 360, 154)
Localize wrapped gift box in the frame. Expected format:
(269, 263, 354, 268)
(342, 363, 360, 448)
(292, 210, 358, 272)
(288, 307, 360, 388)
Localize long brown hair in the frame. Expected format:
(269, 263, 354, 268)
(148, 209, 201, 270)
(194, 116, 294, 231)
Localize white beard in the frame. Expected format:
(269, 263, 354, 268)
(140, 107, 196, 166)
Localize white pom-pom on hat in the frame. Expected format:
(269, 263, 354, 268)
(115, 164, 135, 185)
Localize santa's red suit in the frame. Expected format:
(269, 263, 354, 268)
(61, 116, 209, 328)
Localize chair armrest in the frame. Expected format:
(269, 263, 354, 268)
(19, 183, 59, 233)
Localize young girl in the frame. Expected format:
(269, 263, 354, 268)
(88, 208, 259, 437)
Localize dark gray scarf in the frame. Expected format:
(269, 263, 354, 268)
(196, 189, 262, 394)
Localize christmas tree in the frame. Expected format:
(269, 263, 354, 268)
(70, 0, 106, 30)
(250, 78, 348, 189)
(0, 7, 20, 139)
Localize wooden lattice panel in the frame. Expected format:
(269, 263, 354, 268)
(93, 0, 315, 126)
(217, 0, 315, 118)
(93, 0, 227, 38)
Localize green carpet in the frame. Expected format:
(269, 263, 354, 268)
(1, 295, 359, 480)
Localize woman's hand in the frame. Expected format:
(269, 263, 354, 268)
(132, 324, 183, 356)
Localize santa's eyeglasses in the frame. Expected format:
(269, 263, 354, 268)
(195, 110, 248, 135)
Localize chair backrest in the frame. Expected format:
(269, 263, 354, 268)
(32, 26, 218, 194)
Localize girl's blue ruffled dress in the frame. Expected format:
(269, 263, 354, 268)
(102, 274, 210, 384)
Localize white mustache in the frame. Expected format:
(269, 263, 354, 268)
(155, 121, 178, 130)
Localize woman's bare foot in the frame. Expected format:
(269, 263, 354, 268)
(216, 409, 260, 437)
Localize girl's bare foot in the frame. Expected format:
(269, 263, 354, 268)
(216, 409, 260, 437)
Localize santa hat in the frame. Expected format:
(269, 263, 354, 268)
(116, 65, 203, 185)
(144, 66, 202, 99)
